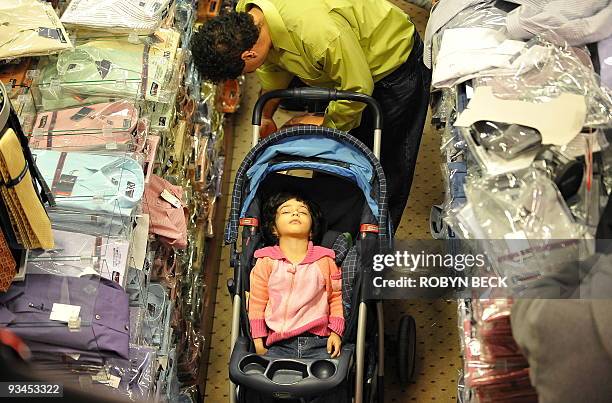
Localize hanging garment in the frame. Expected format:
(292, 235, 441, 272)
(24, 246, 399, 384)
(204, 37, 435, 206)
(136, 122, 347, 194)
(0, 0, 72, 60)
(142, 175, 188, 249)
(0, 274, 130, 360)
(32, 150, 145, 218)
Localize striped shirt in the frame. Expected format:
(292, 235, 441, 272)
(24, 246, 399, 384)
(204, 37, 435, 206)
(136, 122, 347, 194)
(60, 0, 172, 34)
(505, 0, 612, 46)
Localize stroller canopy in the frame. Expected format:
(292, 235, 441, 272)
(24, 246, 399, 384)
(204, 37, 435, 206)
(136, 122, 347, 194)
(225, 126, 390, 245)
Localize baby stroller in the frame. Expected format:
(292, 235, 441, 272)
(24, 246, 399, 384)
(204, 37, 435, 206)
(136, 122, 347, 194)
(225, 88, 416, 403)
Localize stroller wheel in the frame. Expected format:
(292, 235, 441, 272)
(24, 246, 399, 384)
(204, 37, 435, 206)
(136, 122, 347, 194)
(397, 315, 416, 384)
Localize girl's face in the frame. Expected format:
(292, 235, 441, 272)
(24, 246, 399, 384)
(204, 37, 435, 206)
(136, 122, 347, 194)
(274, 198, 312, 239)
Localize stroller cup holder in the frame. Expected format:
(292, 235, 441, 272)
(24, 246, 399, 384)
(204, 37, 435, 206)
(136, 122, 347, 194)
(231, 336, 354, 398)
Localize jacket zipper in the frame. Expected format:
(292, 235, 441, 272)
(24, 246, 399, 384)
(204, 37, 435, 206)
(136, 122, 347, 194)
(281, 263, 296, 336)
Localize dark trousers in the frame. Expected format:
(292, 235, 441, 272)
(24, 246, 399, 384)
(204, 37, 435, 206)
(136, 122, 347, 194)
(350, 31, 432, 232)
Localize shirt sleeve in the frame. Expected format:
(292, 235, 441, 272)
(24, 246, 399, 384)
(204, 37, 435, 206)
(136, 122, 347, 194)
(326, 257, 345, 336)
(248, 257, 271, 339)
(319, 29, 374, 132)
(256, 62, 295, 92)
(506, 0, 612, 46)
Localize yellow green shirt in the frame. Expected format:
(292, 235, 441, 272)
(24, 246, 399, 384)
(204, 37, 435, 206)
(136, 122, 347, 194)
(236, 0, 415, 131)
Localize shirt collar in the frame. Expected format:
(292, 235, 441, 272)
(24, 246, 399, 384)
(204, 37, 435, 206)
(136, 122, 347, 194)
(237, 0, 300, 55)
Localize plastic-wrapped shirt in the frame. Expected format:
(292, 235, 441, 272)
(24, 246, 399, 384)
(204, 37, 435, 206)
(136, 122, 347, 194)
(32, 150, 145, 217)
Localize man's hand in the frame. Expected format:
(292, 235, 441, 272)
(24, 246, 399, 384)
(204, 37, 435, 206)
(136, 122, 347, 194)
(260, 117, 278, 139)
(254, 338, 268, 355)
(327, 332, 342, 358)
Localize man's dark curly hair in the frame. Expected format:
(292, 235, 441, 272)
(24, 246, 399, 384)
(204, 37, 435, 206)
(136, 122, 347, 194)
(191, 12, 259, 83)
(261, 192, 326, 246)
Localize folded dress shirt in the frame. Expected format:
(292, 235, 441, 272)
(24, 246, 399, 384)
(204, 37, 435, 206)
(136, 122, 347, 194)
(29, 101, 140, 151)
(0, 0, 72, 60)
(37, 29, 180, 109)
(0, 274, 130, 360)
(61, 0, 172, 34)
(32, 150, 145, 217)
(424, 0, 496, 68)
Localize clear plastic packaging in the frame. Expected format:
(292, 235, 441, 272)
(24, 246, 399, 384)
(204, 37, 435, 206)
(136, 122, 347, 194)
(458, 299, 537, 403)
(174, 0, 196, 47)
(0, 274, 130, 362)
(459, 126, 539, 177)
(52, 344, 157, 401)
(447, 169, 585, 286)
(0, 59, 35, 98)
(26, 228, 131, 287)
(0, 0, 73, 60)
(193, 130, 211, 191)
(141, 174, 188, 250)
(30, 149, 145, 218)
(49, 210, 133, 238)
(33, 29, 181, 110)
(60, 0, 173, 34)
(143, 283, 173, 356)
(29, 101, 146, 151)
(468, 169, 582, 239)
(474, 36, 612, 128)
(471, 121, 542, 160)
(143, 135, 160, 184)
(430, 1, 509, 68)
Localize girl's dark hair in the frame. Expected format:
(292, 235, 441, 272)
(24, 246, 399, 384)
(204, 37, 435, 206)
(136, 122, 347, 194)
(261, 192, 326, 246)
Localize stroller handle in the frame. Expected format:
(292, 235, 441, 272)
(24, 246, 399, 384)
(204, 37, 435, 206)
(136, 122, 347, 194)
(251, 88, 383, 159)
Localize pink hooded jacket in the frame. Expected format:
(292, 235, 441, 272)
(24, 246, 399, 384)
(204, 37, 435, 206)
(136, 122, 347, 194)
(248, 242, 344, 347)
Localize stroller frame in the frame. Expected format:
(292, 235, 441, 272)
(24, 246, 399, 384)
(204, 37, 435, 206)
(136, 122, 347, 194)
(226, 88, 388, 403)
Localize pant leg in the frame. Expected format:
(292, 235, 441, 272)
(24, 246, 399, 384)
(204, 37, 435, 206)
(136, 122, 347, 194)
(265, 337, 300, 358)
(297, 336, 349, 403)
(241, 339, 300, 403)
(351, 31, 432, 232)
(298, 335, 330, 359)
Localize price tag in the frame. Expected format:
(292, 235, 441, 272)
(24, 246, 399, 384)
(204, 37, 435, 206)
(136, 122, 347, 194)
(68, 316, 81, 331)
(160, 189, 182, 208)
(49, 303, 81, 323)
(128, 32, 140, 44)
(26, 70, 40, 80)
(108, 375, 121, 389)
(49, 78, 60, 89)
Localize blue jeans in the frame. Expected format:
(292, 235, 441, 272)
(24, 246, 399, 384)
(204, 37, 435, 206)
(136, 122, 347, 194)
(350, 30, 432, 232)
(266, 335, 330, 359)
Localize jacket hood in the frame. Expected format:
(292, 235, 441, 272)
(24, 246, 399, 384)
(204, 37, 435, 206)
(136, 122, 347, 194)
(254, 241, 335, 264)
